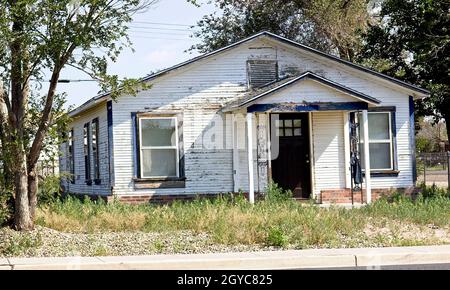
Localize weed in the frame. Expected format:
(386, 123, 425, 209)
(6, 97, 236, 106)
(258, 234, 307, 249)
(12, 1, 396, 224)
(266, 226, 289, 247)
(31, 187, 450, 250)
(0, 232, 43, 257)
(92, 245, 109, 256)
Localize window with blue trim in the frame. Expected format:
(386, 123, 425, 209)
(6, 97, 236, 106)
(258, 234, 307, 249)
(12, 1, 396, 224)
(138, 117, 179, 178)
(359, 112, 395, 171)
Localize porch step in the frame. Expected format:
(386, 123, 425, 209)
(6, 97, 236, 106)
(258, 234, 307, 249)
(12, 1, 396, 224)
(292, 197, 313, 203)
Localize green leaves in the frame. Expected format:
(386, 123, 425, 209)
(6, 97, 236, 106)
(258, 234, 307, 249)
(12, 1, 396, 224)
(1, 0, 155, 100)
(0, 1, 156, 229)
(360, 0, 450, 138)
(189, 0, 371, 61)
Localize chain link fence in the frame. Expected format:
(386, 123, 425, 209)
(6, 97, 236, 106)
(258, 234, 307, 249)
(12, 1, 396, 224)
(417, 152, 450, 188)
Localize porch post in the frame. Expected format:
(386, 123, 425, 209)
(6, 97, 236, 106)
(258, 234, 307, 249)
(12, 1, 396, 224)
(343, 112, 351, 188)
(247, 112, 255, 204)
(362, 110, 372, 204)
(231, 114, 240, 192)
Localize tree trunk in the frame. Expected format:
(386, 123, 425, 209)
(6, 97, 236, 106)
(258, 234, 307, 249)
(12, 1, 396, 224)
(28, 166, 38, 221)
(14, 148, 33, 231)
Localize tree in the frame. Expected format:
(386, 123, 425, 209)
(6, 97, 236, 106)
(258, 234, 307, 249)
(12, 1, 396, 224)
(0, 0, 155, 231)
(416, 117, 448, 153)
(359, 0, 450, 139)
(189, 0, 374, 61)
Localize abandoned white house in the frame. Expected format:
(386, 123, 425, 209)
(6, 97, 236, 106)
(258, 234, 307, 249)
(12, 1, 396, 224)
(59, 31, 429, 204)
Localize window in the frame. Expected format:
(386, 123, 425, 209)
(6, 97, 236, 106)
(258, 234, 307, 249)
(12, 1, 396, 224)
(359, 112, 393, 171)
(83, 123, 91, 184)
(68, 129, 75, 183)
(91, 118, 100, 182)
(275, 118, 302, 137)
(139, 117, 179, 178)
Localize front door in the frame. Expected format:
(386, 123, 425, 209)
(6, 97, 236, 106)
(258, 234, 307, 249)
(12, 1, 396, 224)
(270, 113, 311, 198)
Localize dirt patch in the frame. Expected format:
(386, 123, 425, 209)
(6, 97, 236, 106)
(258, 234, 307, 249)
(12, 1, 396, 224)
(363, 218, 450, 245)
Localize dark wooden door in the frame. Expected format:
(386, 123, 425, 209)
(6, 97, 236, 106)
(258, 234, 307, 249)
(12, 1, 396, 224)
(271, 113, 311, 198)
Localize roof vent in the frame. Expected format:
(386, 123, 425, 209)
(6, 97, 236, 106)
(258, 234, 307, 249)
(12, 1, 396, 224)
(247, 60, 278, 89)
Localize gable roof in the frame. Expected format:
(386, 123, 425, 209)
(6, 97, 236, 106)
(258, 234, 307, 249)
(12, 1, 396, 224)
(69, 31, 429, 117)
(222, 71, 381, 112)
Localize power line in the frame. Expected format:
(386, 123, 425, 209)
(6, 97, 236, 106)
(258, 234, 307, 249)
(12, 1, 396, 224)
(31, 79, 97, 83)
(57, 79, 97, 83)
(129, 30, 192, 36)
(129, 35, 194, 41)
(128, 25, 196, 32)
(132, 21, 194, 27)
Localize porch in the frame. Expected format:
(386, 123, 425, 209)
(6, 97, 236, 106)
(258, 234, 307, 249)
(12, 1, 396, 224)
(224, 72, 381, 204)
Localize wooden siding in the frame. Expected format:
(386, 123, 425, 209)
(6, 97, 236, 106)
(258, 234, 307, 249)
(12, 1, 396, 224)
(253, 79, 357, 104)
(59, 103, 111, 195)
(311, 111, 347, 196)
(68, 36, 415, 196)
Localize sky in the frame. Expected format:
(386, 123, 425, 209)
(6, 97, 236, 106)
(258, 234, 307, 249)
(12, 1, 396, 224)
(41, 0, 217, 109)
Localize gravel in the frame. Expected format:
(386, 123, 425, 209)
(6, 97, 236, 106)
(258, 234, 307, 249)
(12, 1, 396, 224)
(0, 226, 273, 258)
(1, 221, 448, 258)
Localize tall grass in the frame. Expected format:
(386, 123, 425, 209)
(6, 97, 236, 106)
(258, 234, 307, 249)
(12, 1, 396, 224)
(35, 184, 450, 248)
(361, 184, 450, 227)
(37, 195, 366, 248)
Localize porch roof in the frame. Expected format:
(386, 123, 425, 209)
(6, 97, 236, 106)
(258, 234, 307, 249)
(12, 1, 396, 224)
(222, 71, 381, 112)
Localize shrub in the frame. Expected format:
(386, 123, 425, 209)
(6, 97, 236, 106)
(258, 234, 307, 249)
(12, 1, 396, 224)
(38, 174, 66, 205)
(0, 231, 43, 257)
(416, 136, 434, 153)
(0, 190, 14, 226)
(266, 226, 289, 247)
(418, 183, 449, 200)
(265, 182, 292, 203)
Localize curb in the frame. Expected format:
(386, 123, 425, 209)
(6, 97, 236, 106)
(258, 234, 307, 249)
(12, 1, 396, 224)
(1, 245, 449, 270)
(0, 258, 11, 270)
(354, 246, 450, 267)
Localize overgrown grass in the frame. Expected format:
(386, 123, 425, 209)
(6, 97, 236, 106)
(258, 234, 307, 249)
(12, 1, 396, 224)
(36, 194, 366, 248)
(361, 185, 450, 228)
(34, 184, 450, 249)
(0, 230, 43, 256)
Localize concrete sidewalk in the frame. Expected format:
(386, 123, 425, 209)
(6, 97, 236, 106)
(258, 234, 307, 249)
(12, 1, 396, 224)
(1, 245, 449, 270)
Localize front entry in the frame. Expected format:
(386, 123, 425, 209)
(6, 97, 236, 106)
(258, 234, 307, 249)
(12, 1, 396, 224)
(270, 113, 311, 198)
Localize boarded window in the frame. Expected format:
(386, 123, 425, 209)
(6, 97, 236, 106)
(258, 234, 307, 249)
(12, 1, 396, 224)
(68, 129, 75, 184)
(83, 123, 91, 185)
(91, 118, 100, 182)
(247, 60, 278, 89)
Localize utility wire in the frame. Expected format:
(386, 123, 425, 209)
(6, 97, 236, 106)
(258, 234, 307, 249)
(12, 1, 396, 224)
(128, 26, 196, 32)
(56, 79, 97, 83)
(129, 30, 192, 36)
(129, 35, 194, 41)
(31, 79, 97, 83)
(132, 21, 194, 27)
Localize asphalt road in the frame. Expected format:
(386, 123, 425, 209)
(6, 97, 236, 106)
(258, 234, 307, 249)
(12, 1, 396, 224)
(311, 263, 450, 270)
